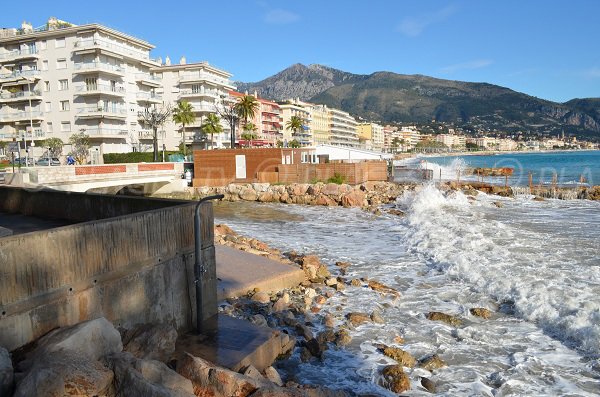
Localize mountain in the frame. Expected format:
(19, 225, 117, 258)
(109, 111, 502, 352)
(237, 64, 600, 140)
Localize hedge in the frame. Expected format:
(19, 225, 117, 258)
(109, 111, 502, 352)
(103, 151, 182, 164)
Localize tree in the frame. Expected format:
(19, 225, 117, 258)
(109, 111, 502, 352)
(201, 113, 223, 149)
(286, 116, 304, 141)
(241, 122, 258, 147)
(68, 132, 90, 164)
(172, 101, 196, 157)
(138, 105, 172, 161)
(288, 139, 301, 148)
(41, 137, 64, 157)
(234, 95, 259, 129)
(215, 99, 240, 148)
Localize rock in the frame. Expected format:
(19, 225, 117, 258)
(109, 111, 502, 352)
(350, 279, 362, 287)
(240, 187, 259, 201)
(380, 365, 410, 394)
(419, 354, 447, 371)
(334, 283, 346, 292)
(346, 312, 371, 326)
(249, 385, 348, 397)
(335, 261, 351, 271)
(493, 201, 504, 208)
(317, 330, 336, 346)
(421, 377, 436, 393)
(122, 323, 177, 363)
(250, 314, 269, 328)
(533, 196, 545, 201)
(15, 351, 113, 397)
(295, 324, 314, 341)
(108, 352, 194, 397)
(272, 298, 289, 312)
(0, 347, 13, 397)
(393, 335, 405, 344)
(177, 352, 265, 397)
(300, 347, 312, 362)
(215, 224, 237, 236)
(323, 314, 335, 328)
(314, 194, 337, 206)
(264, 366, 283, 386)
(26, 317, 122, 368)
(367, 280, 400, 296)
(387, 209, 405, 217)
(341, 190, 366, 208)
(426, 312, 462, 327)
(370, 310, 385, 324)
(334, 330, 352, 347)
(253, 291, 272, 304)
(258, 192, 275, 202)
(325, 277, 337, 287)
(314, 295, 327, 305)
(470, 307, 493, 319)
(321, 183, 341, 196)
(301, 255, 321, 279)
(241, 365, 266, 382)
(381, 347, 416, 368)
(304, 288, 318, 298)
(303, 338, 325, 359)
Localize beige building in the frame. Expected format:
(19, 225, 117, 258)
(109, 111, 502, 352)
(309, 104, 330, 145)
(357, 122, 384, 151)
(436, 133, 466, 149)
(157, 59, 236, 150)
(0, 18, 164, 159)
(279, 98, 312, 146)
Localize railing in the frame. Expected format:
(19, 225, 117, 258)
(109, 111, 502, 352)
(74, 38, 151, 61)
(179, 73, 233, 86)
(83, 127, 129, 137)
(0, 90, 42, 100)
(136, 92, 162, 100)
(138, 130, 165, 139)
(0, 111, 44, 122)
(135, 73, 161, 82)
(73, 62, 125, 74)
(0, 47, 39, 60)
(75, 84, 126, 94)
(76, 107, 127, 116)
(179, 89, 221, 97)
(0, 70, 41, 80)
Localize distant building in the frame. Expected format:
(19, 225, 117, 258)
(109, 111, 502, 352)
(229, 91, 282, 146)
(279, 98, 312, 146)
(436, 133, 466, 149)
(309, 104, 330, 145)
(328, 107, 359, 148)
(357, 122, 384, 152)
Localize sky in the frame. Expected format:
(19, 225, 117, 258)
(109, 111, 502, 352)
(2, 0, 599, 102)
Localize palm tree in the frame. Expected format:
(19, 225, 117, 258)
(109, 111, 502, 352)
(234, 95, 259, 130)
(172, 101, 196, 156)
(201, 113, 223, 149)
(286, 115, 304, 143)
(241, 122, 258, 147)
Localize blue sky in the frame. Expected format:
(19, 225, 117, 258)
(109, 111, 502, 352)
(2, 0, 599, 102)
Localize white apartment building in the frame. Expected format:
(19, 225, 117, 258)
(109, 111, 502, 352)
(436, 133, 466, 149)
(279, 99, 312, 146)
(328, 108, 359, 148)
(0, 18, 164, 158)
(157, 59, 236, 150)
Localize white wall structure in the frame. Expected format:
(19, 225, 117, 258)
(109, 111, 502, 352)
(315, 144, 393, 161)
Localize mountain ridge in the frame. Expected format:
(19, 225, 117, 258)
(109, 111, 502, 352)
(236, 64, 600, 140)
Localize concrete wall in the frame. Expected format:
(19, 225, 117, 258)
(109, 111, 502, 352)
(0, 187, 216, 351)
(278, 162, 388, 184)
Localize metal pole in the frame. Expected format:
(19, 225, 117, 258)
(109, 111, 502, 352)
(194, 194, 224, 333)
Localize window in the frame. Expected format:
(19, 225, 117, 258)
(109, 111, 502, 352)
(42, 60, 48, 71)
(60, 122, 71, 132)
(46, 122, 53, 133)
(55, 38, 65, 48)
(44, 81, 50, 92)
(58, 79, 69, 91)
(60, 100, 70, 111)
(56, 59, 67, 69)
(45, 102, 52, 112)
(85, 77, 97, 91)
(40, 40, 47, 50)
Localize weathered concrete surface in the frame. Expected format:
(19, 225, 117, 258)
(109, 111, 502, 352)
(0, 347, 12, 397)
(0, 212, 71, 235)
(216, 245, 306, 300)
(175, 315, 293, 372)
(0, 225, 13, 237)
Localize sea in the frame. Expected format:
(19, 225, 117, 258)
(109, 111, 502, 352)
(214, 151, 600, 396)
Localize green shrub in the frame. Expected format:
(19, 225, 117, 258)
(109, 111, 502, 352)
(103, 151, 181, 164)
(326, 173, 345, 184)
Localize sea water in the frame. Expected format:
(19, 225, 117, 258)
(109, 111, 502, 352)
(416, 150, 600, 187)
(214, 155, 600, 395)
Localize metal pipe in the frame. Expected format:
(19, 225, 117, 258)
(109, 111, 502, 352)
(194, 194, 224, 333)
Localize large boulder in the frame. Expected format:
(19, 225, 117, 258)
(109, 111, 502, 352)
(239, 187, 259, 201)
(426, 312, 462, 327)
(321, 183, 341, 196)
(26, 317, 122, 368)
(367, 280, 400, 297)
(14, 351, 113, 397)
(419, 354, 447, 371)
(381, 347, 416, 368)
(345, 312, 371, 327)
(380, 365, 410, 394)
(340, 190, 366, 208)
(122, 323, 178, 363)
(0, 347, 13, 397)
(469, 307, 492, 319)
(177, 352, 267, 397)
(109, 352, 194, 397)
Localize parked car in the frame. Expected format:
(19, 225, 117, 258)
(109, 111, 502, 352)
(36, 157, 61, 166)
(11, 157, 35, 166)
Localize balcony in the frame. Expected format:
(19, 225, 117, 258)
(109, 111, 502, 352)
(76, 107, 127, 120)
(73, 62, 125, 77)
(179, 89, 222, 99)
(75, 84, 126, 98)
(0, 111, 44, 123)
(0, 90, 42, 103)
(136, 92, 162, 103)
(0, 47, 39, 62)
(0, 69, 41, 83)
(138, 130, 165, 140)
(135, 73, 162, 87)
(179, 72, 234, 88)
(73, 38, 158, 63)
(82, 127, 129, 139)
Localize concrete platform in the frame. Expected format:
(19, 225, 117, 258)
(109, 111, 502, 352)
(176, 314, 294, 371)
(0, 212, 73, 236)
(216, 245, 306, 300)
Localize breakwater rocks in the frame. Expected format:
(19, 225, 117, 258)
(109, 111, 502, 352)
(195, 182, 413, 208)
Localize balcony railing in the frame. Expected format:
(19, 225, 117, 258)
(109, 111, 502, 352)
(74, 38, 159, 62)
(138, 130, 165, 139)
(136, 92, 162, 101)
(76, 107, 127, 117)
(0, 111, 44, 122)
(0, 90, 42, 101)
(0, 47, 39, 61)
(75, 84, 126, 95)
(73, 62, 125, 74)
(0, 69, 41, 81)
(83, 127, 129, 137)
(179, 72, 233, 87)
(179, 89, 222, 98)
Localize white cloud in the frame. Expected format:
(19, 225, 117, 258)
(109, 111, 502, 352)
(264, 9, 300, 25)
(397, 4, 457, 37)
(440, 59, 493, 74)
